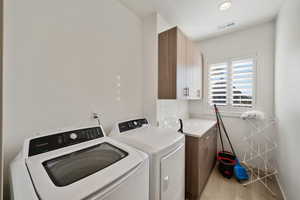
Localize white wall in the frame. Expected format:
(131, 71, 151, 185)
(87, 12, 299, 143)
(142, 13, 158, 126)
(275, 0, 300, 199)
(189, 22, 276, 156)
(157, 100, 189, 128)
(157, 14, 175, 33)
(3, 0, 144, 198)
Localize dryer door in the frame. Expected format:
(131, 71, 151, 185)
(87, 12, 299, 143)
(160, 143, 185, 200)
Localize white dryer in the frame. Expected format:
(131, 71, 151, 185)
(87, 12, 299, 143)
(10, 126, 149, 200)
(110, 118, 185, 200)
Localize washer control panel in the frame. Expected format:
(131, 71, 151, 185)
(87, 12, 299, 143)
(118, 118, 148, 133)
(28, 127, 104, 157)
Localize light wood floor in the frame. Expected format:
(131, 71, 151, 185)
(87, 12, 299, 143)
(200, 167, 284, 200)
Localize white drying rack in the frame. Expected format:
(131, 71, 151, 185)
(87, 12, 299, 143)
(238, 114, 278, 196)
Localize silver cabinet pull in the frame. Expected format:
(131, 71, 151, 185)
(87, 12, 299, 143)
(183, 88, 189, 96)
(183, 88, 191, 97)
(163, 176, 169, 191)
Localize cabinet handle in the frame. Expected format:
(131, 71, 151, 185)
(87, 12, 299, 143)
(183, 88, 189, 96)
(187, 88, 190, 97)
(163, 176, 169, 191)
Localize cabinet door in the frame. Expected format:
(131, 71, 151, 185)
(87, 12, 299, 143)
(186, 38, 194, 99)
(176, 29, 188, 99)
(190, 45, 202, 99)
(184, 42, 202, 100)
(207, 127, 217, 171)
(158, 28, 177, 99)
(198, 137, 209, 195)
(185, 136, 199, 199)
(193, 50, 202, 99)
(161, 144, 185, 200)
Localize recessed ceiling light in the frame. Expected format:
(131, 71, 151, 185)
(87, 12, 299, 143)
(219, 1, 232, 11)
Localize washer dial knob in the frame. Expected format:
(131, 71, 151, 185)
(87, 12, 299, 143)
(70, 133, 78, 140)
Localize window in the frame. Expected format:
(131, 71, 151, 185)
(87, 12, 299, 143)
(208, 58, 255, 108)
(209, 62, 228, 106)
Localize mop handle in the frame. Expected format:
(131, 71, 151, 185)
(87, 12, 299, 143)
(215, 105, 237, 156)
(214, 104, 224, 151)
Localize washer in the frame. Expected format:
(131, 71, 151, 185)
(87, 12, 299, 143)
(10, 126, 149, 200)
(110, 118, 185, 200)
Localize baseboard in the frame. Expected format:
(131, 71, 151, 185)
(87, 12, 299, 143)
(275, 174, 287, 200)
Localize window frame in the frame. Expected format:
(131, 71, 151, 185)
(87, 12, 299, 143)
(207, 55, 257, 113)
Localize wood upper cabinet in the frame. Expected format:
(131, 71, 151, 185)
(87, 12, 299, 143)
(158, 27, 202, 100)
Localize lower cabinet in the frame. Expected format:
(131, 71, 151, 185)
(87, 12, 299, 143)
(185, 126, 217, 200)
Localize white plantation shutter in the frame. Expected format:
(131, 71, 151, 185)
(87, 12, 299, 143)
(231, 59, 254, 107)
(208, 58, 255, 108)
(209, 63, 228, 106)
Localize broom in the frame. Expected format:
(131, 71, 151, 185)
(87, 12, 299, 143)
(214, 104, 249, 181)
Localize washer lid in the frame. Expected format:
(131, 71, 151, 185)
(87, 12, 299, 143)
(114, 127, 184, 154)
(26, 137, 146, 200)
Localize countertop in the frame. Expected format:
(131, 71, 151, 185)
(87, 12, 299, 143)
(182, 118, 217, 138)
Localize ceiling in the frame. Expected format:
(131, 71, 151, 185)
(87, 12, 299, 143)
(118, 0, 284, 40)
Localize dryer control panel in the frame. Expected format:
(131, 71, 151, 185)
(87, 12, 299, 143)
(118, 119, 148, 133)
(28, 127, 104, 157)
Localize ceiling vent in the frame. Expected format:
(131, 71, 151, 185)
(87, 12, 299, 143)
(218, 22, 236, 30)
